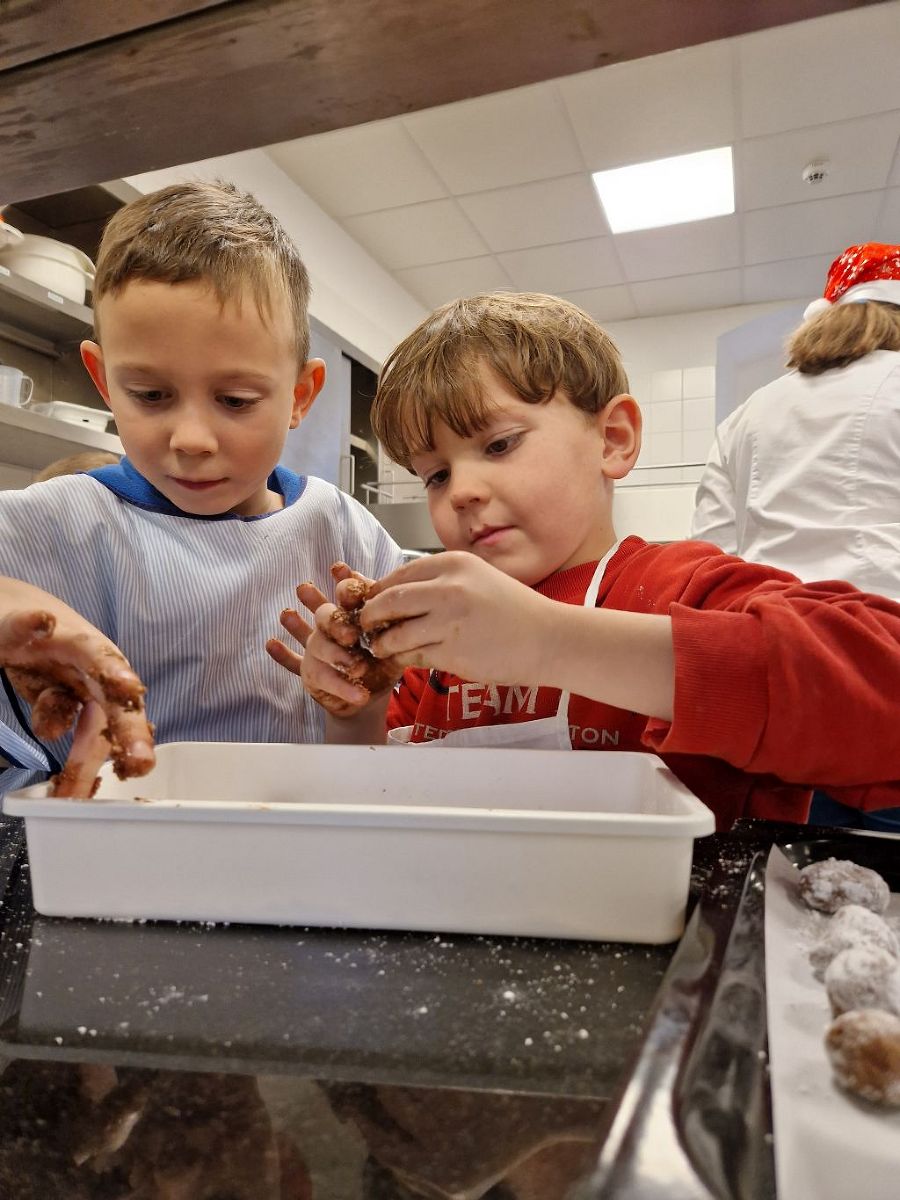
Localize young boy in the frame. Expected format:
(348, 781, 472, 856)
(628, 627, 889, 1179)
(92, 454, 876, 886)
(0, 181, 402, 796)
(280, 292, 900, 830)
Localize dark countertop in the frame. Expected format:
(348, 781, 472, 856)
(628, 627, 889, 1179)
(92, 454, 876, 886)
(0, 816, 777, 1199)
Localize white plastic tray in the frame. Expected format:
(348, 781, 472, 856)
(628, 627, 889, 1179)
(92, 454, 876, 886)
(3, 743, 715, 942)
(28, 400, 111, 431)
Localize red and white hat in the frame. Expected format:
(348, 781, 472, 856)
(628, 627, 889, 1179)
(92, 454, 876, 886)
(803, 242, 900, 321)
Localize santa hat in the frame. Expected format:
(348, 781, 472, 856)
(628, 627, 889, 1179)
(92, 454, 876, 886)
(803, 242, 900, 321)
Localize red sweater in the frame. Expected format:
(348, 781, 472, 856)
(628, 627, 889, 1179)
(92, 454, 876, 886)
(386, 536, 900, 830)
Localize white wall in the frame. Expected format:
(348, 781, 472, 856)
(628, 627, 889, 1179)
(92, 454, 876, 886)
(125, 149, 428, 369)
(598, 301, 792, 541)
(604, 301, 788, 483)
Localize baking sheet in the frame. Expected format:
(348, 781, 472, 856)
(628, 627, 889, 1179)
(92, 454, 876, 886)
(765, 845, 900, 1200)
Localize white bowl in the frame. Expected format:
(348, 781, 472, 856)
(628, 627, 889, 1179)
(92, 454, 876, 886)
(0, 233, 95, 304)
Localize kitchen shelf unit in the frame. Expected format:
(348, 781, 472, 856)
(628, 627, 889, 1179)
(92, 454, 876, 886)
(0, 249, 120, 474)
(0, 404, 122, 471)
(0, 266, 93, 358)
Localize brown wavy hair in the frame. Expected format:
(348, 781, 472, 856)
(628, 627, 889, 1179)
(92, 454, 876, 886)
(93, 180, 311, 361)
(787, 301, 900, 375)
(372, 292, 629, 469)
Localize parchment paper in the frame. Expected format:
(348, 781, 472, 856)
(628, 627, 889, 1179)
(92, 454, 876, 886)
(764, 845, 900, 1200)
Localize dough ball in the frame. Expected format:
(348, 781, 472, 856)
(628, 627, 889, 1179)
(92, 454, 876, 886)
(825, 1009, 900, 1107)
(824, 945, 900, 1017)
(809, 904, 899, 981)
(797, 857, 890, 915)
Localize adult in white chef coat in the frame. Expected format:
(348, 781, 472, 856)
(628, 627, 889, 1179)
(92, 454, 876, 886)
(692, 242, 900, 829)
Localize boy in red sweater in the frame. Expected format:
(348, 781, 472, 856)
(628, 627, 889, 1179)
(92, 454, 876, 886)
(271, 293, 900, 830)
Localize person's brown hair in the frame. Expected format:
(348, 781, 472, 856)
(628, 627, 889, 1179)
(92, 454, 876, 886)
(372, 292, 629, 469)
(93, 180, 312, 362)
(32, 450, 120, 483)
(786, 301, 900, 375)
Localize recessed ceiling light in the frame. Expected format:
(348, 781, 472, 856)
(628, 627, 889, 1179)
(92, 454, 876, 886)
(592, 146, 735, 234)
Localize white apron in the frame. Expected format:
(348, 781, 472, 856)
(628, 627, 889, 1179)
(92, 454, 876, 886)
(388, 544, 618, 751)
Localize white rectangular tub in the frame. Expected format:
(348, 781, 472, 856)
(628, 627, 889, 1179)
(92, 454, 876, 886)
(3, 743, 715, 943)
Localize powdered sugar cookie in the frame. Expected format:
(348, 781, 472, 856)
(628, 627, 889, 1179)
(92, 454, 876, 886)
(798, 857, 890, 915)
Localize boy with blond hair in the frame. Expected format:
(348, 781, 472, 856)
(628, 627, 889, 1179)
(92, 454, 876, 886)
(0, 181, 401, 795)
(277, 292, 900, 830)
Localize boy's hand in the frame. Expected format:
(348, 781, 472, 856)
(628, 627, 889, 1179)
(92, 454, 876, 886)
(358, 552, 552, 685)
(0, 601, 155, 798)
(266, 563, 402, 720)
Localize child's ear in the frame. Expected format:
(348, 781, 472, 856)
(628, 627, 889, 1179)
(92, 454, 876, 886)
(290, 358, 326, 428)
(80, 341, 112, 409)
(598, 394, 642, 480)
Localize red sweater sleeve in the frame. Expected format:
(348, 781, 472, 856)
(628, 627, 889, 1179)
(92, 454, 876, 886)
(623, 545, 900, 792)
(386, 668, 429, 732)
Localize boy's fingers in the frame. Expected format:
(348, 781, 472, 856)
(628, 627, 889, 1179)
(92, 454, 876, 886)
(295, 583, 328, 614)
(359, 582, 434, 631)
(31, 686, 82, 740)
(313, 670, 371, 709)
(365, 554, 445, 599)
(50, 700, 109, 798)
(280, 608, 314, 647)
(0, 609, 55, 653)
(330, 561, 359, 583)
(104, 706, 156, 780)
(266, 637, 304, 677)
(317, 605, 360, 648)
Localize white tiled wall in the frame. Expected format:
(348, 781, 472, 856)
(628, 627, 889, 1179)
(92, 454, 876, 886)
(620, 363, 717, 489)
(605, 300, 786, 507)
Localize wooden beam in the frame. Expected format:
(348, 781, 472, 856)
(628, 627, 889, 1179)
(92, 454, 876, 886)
(0, 0, 886, 203)
(0, 0, 231, 70)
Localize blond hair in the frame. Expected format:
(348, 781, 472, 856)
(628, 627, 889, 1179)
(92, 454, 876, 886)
(93, 180, 311, 361)
(372, 293, 629, 469)
(33, 450, 120, 483)
(787, 301, 900, 375)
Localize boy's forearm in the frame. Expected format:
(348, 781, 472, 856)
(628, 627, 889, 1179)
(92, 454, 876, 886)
(324, 692, 391, 745)
(534, 601, 675, 722)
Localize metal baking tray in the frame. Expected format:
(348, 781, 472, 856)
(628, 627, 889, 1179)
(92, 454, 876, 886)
(576, 821, 900, 1200)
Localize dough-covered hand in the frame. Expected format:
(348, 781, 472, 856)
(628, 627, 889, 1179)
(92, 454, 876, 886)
(0, 582, 155, 798)
(266, 563, 402, 720)
(358, 551, 552, 685)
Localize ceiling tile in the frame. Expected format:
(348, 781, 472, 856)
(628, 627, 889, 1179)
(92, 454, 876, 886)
(615, 216, 741, 282)
(739, 112, 900, 210)
(558, 41, 735, 171)
(631, 269, 743, 317)
(560, 285, 637, 322)
(742, 254, 834, 304)
(266, 121, 446, 217)
(738, 2, 900, 137)
(393, 257, 513, 310)
(877, 187, 900, 239)
(403, 82, 584, 194)
(343, 199, 488, 270)
(458, 174, 608, 253)
(743, 191, 883, 265)
(497, 237, 623, 293)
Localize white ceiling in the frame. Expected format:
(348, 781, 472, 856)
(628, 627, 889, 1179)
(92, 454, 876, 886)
(267, 2, 900, 323)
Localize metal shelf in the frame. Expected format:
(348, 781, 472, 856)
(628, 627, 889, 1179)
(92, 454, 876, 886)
(0, 268, 93, 357)
(0, 404, 122, 471)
